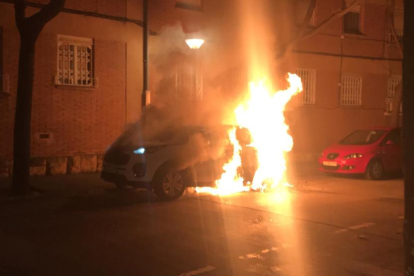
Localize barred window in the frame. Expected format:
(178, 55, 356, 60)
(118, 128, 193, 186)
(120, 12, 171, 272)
(57, 35, 94, 87)
(388, 32, 403, 45)
(385, 75, 402, 114)
(295, 68, 316, 104)
(175, 63, 203, 100)
(176, 0, 203, 11)
(341, 75, 362, 106)
(387, 75, 401, 98)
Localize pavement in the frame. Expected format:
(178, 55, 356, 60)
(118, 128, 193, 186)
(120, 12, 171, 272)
(0, 163, 404, 276)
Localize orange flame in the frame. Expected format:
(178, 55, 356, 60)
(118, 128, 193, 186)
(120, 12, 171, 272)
(236, 73, 302, 191)
(196, 128, 249, 196)
(196, 73, 302, 196)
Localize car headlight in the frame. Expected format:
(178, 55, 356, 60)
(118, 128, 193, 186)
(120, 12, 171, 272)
(344, 153, 363, 159)
(133, 147, 146, 154)
(133, 146, 164, 155)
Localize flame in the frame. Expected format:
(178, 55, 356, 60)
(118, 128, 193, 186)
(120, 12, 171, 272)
(196, 128, 249, 196)
(196, 73, 302, 196)
(236, 73, 302, 191)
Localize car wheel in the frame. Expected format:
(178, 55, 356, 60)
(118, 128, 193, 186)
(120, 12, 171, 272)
(153, 166, 186, 201)
(365, 159, 384, 180)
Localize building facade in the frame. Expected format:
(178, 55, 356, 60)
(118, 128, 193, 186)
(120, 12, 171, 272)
(0, 0, 404, 175)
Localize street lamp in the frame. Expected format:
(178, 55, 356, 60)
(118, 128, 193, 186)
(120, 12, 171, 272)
(185, 38, 204, 100)
(185, 38, 204, 50)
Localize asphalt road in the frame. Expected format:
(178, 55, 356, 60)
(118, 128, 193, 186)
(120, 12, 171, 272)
(0, 169, 404, 276)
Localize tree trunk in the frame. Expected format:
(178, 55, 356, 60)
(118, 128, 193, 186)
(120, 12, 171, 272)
(11, 36, 36, 195)
(403, 1, 414, 274)
(11, 0, 65, 195)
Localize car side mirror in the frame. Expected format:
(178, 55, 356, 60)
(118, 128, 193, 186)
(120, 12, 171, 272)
(385, 140, 394, 145)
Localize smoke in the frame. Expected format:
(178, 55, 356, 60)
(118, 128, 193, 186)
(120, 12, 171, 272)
(106, 23, 259, 179)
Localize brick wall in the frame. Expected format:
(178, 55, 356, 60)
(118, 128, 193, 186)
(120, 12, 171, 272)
(0, 31, 126, 160)
(31, 34, 126, 157)
(0, 29, 19, 160)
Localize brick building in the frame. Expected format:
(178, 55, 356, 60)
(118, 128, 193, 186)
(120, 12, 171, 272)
(0, 0, 404, 175)
(0, 0, 144, 174)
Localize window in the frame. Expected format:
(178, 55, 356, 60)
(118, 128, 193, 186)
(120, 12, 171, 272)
(340, 75, 362, 106)
(175, 63, 203, 100)
(388, 8, 404, 45)
(295, 68, 316, 104)
(56, 35, 94, 87)
(343, 2, 362, 34)
(387, 75, 401, 98)
(385, 75, 402, 114)
(176, 0, 203, 11)
(388, 32, 403, 45)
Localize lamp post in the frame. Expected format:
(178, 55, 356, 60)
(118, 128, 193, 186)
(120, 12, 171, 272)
(185, 39, 204, 100)
(142, 0, 150, 108)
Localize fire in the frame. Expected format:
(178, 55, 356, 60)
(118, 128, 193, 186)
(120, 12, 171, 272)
(196, 128, 249, 196)
(236, 73, 302, 191)
(196, 73, 302, 195)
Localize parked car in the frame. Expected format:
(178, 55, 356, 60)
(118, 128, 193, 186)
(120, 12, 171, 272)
(319, 127, 402, 180)
(101, 125, 256, 200)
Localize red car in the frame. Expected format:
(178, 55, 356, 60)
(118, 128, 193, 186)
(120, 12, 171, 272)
(319, 127, 402, 180)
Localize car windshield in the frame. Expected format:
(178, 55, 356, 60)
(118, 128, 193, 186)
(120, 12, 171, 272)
(339, 129, 387, 145)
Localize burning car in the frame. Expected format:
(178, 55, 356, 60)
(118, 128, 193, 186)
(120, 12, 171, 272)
(101, 125, 256, 200)
(319, 127, 402, 180)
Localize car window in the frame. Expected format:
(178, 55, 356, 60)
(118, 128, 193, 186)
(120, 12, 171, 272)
(381, 129, 401, 146)
(340, 129, 387, 145)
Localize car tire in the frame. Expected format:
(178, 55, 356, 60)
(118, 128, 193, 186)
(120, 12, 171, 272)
(365, 159, 384, 180)
(153, 166, 187, 201)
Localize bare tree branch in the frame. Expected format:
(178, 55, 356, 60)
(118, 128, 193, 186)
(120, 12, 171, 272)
(27, 0, 66, 28)
(278, 0, 363, 58)
(14, 0, 26, 31)
(298, 0, 317, 39)
(389, 10, 403, 58)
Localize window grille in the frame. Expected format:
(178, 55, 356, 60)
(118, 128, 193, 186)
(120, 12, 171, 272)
(175, 63, 203, 100)
(56, 35, 94, 87)
(340, 75, 362, 106)
(388, 32, 403, 45)
(388, 76, 401, 98)
(295, 68, 316, 104)
(385, 76, 402, 114)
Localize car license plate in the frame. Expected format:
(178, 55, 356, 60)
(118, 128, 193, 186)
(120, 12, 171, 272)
(323, 161, 337, 167)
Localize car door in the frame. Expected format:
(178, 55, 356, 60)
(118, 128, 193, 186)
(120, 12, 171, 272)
(186, 130, 217, 186)
(378, 129, 402, 173)
(192, 129, 231, 186)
